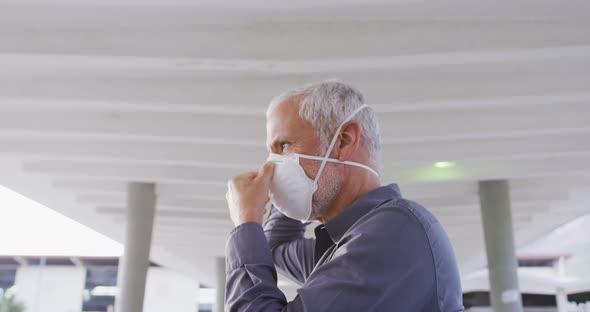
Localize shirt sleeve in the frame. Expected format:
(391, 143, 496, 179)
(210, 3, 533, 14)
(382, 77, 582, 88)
(262, 205, 315, 285)
(225, 222, 288, 312)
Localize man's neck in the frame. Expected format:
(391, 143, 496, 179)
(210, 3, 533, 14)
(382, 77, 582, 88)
(317, 172, 381, 224)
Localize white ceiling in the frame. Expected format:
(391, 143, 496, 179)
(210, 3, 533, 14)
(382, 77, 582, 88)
(0, 0, 589, 286)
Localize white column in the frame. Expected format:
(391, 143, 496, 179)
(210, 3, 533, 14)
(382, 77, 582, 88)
(479, 180, 523, 312)
(115, 182, 156, 312)
(215, 256, 226, 312)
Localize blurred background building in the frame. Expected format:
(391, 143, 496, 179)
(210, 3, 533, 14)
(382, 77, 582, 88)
(0, 0, 589, 311)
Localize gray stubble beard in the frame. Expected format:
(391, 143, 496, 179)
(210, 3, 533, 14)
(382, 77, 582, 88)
(309, 163, 344, 221)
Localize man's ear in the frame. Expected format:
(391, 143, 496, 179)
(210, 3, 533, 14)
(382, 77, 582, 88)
(336, 120, 362, 161)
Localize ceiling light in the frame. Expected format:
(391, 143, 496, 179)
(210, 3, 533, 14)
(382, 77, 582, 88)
(434, 161, 456, 169)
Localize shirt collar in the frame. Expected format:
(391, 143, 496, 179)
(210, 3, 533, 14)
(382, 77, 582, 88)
(323, 184, 402, 244)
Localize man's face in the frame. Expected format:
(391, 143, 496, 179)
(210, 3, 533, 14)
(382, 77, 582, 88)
(266, 98, 344, 220)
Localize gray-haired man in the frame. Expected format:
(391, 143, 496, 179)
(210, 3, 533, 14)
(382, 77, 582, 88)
(225, 81, 463, 311)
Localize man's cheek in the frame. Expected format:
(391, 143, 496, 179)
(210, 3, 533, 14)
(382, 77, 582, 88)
(299, 160, 319, 180)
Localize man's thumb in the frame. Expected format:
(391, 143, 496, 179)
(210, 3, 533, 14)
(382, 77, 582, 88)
(257, 161, 275, 184)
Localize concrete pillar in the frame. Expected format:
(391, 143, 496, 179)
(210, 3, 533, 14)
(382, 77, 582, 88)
(479, 180, 523, 312)
(115, 182, 156, 312)
(215, 256, 226, 312)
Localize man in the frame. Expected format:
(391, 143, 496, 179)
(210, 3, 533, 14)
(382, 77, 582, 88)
(225, 81, 463, 311)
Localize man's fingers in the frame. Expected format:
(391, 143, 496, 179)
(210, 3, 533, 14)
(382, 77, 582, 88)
(229, 171, 258, 187)
(238, 171, 257, 181)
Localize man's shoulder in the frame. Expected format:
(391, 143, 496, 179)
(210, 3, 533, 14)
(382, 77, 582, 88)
(357, 197, 440, 233)
(334, 197, 438, 250)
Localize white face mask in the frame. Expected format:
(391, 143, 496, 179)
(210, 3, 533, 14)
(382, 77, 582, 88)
(267, 104, 379, 222)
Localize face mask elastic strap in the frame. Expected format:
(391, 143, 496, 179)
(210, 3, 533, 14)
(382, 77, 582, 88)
(296, 154, 379, 177)
(313, 104, 369, 184)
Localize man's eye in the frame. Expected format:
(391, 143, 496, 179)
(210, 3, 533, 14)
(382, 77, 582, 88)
(280, 142, 290, 150)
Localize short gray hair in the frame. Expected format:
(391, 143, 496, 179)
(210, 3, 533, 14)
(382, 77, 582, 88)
(267, 80, 382, 172)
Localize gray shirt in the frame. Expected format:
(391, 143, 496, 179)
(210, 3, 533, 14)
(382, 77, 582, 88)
(225, 184, 464, 311)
